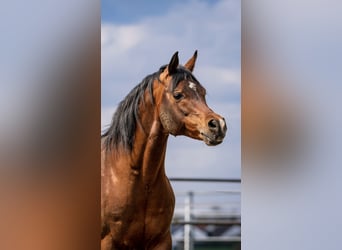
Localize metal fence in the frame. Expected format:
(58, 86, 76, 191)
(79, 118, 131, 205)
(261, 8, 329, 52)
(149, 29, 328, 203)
(169, 178, 241, 250)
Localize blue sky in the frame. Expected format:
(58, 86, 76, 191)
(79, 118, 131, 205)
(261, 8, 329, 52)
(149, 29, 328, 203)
(102, 0, 221, 24)
(101, 0, 241, 185)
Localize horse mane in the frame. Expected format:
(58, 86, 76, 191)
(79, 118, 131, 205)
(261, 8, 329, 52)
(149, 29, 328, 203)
(102, 65, 200, 151)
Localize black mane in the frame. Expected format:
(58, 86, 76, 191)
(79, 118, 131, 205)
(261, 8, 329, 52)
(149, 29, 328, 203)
(102, 65, 200, 151)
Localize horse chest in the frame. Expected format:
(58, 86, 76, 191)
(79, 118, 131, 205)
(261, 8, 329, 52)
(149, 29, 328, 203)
(104, 179, 174, 244)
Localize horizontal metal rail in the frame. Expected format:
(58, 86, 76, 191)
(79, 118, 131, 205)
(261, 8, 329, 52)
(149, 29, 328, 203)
(173, 236, 241, 242)
(169, 177, 241, 183)
(172, 220, 241, 226)
(174, 191, 241, 196)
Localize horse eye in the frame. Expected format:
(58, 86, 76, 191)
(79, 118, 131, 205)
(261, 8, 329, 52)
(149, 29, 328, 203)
(173, 92, 184, 100)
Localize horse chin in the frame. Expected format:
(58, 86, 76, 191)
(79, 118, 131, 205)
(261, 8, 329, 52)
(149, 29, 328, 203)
(204, 138, 223, 146)
(200, 132, 224, 146)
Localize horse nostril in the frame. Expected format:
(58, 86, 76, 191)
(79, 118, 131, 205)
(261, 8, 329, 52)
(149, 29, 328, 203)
(208, 119, 219, 130)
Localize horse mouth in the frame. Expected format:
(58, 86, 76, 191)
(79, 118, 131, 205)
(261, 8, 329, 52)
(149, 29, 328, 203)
(200, 132, 223, 146)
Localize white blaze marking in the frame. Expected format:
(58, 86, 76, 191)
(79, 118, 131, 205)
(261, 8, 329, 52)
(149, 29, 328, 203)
(188, 81, 197, 91)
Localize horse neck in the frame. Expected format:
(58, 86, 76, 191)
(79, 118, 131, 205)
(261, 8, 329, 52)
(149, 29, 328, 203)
(128, 97, 169, 185)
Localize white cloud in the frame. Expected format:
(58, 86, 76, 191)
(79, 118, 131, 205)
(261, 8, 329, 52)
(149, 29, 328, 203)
(101, 0, 240, 89)
(197, 67, 240, 86)
(101, 24, 146, 53)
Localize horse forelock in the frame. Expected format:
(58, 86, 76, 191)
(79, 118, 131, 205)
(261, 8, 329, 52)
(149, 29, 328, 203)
(159, 64, 201, 90)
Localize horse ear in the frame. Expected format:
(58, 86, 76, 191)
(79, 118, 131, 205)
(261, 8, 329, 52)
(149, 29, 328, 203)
(168, 51, 179, 75)
(184, 50, 198, 72)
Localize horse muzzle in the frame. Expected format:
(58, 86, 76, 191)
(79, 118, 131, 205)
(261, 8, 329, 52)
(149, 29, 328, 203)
(200, 117, 227, 146)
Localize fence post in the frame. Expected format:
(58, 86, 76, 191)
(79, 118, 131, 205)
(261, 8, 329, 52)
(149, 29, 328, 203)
(184, 191, 194, 250)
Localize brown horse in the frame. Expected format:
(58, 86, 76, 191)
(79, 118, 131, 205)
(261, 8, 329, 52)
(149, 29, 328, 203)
(101, 51, 227, 249)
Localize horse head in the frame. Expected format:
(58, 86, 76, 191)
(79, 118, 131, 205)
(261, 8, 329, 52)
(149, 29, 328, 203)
(156, 51, 227, 146)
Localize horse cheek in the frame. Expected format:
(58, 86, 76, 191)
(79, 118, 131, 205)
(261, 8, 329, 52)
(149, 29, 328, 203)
(159, 111, 181, 135)
(159, 95, 183, 135)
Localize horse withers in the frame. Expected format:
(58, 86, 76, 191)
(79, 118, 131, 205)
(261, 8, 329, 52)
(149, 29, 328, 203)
(101, 51, 227, 249)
